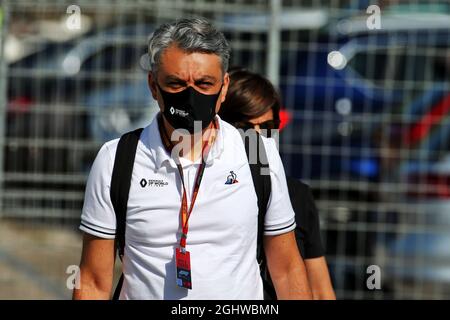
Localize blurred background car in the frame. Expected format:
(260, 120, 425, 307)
(276, 9, 450, 295)
(374, 85, 450, 297)
(6, 23, 158, 174)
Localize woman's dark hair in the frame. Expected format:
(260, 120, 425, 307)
(219, 67, 281, 125)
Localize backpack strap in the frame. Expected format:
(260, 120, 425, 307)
(109, 127, 143, 300)
(240, 131, 275, 299)
(246, 133, 271, 262)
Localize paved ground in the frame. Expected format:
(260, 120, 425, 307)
(0, 219, 92, 299)
(1, 219, 448, 300)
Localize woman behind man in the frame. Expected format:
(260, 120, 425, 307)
(220, 67, 336, 300)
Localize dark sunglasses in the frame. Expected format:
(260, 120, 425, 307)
(233, 119, 280, 137)
(234, 119, 280, 130)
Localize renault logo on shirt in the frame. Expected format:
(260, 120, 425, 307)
(140, 178, 168, 188)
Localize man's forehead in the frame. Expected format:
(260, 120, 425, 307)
(158, 45, 223, 79)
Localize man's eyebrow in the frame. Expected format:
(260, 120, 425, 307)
(194, 75, 217, 82)
(164, 75, 218, 83)
(165, 75, 186, 83)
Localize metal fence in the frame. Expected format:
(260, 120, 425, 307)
(1, 0, 449, 299)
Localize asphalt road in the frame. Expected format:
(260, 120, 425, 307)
(0, 219, 83, 299)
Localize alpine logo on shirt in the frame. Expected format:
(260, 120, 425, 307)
(140, 178, 169, 188)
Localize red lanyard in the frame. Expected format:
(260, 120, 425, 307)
(158, 115, 217, 251)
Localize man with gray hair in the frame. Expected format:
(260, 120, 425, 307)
(74, 17, 312, 300)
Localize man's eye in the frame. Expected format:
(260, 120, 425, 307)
(167, 82, 184, 89)
(198, 82, 213, 88)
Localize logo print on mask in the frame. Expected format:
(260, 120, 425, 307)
(225, 171, 238, 185)
(158, 83, 222, 133)
(169, 106, 189, 118)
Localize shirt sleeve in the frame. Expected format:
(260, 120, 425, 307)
(79, 141, 117, 239)
(303, 187, 325, 259)
(287, 177, 325, 259)
(261, 137, 297, 236)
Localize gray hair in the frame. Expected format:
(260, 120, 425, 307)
(148, 18, 230, 74)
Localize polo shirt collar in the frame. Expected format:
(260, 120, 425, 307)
(147, 113, 225, 170)
(205, 114, 224, 166)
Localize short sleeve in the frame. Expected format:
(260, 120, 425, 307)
(303, 187, 325, 258)
(262, 137, 296, 236)
(79, 141, 118, 239)
(287, 177, 325, 259)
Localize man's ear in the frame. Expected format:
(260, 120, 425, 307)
(148, 72, 158, 100)
(216, 72, 229, 114)
(219, 72, 230, 104)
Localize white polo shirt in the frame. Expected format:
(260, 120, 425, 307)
(80, 114, 296, 300)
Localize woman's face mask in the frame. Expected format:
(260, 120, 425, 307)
(157, 83, 222, 134)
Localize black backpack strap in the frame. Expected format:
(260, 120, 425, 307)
(240, 130, 275, 299)
(110, 127, 143, 300)
(112, 274, 124, 301)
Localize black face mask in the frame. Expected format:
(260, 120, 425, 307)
(157, 83, 222, 134)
